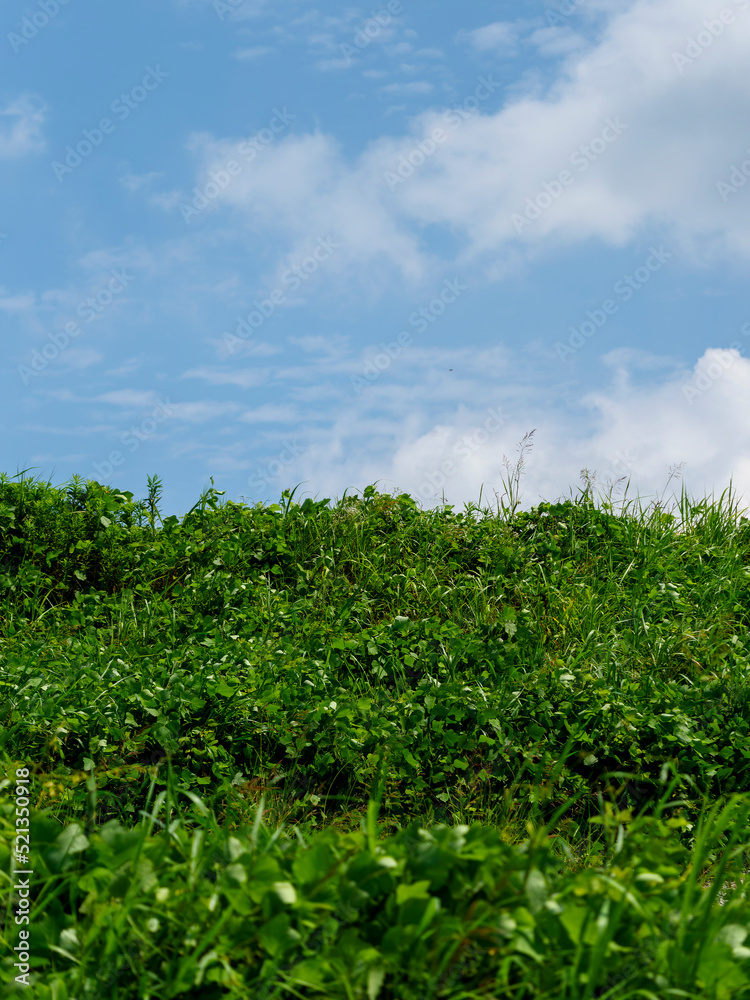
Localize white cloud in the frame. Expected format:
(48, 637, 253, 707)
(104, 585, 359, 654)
(287, 347, 750, 514)
(167, 401, 241, 423)
(527, 25, 589, 58)
(288, 334, 349, 357)
(386, 42, 414, 56)
(316, 57, 354, 72)
(21, 423, 118, 437)
(119, 171, 164, 192)
(239, 404, 299, 423)
(380, 81, 434, 95)
(94, 388, 240, 424)
(76, 243, 155, 274)
(176, 0, 268, 17)
(96, 390, 163, 408)
(183, 366, 271, 388)
(105, 358, 142, 378)
(0, 96, 46, 158)
(150, 190, 183, 210)
(186, 129, 428, 284)
(60, 350, 104, 371)
(460, 21, 518, 53)
(183, 0, 750, 289)
(234, 45, 273, 60)
(0, 291, 35, 312)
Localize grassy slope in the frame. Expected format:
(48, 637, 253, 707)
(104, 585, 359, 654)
(2, 471, 750, 998)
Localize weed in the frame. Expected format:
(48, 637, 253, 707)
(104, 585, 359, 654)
(3, 461, 750, 995)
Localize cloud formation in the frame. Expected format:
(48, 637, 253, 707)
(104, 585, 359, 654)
(182, 0, 750, 289)
(0, 96, 46, 159)
(282, 346, 750, 513)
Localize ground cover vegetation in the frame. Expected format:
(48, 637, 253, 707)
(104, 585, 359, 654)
(3, 455, 750, 998)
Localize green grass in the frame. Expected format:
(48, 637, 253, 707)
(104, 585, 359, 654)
(3, 457, 750, 997)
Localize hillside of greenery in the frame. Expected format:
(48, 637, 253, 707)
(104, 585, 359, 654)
(3, 469, 750, 998)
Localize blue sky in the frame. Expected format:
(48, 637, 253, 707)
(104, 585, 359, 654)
(3, 0, 750, 517)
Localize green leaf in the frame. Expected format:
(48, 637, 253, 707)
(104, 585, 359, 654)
(396, 880, 431, 905)
(273, 881, 297, 905)
(257, 913, 300, 958)
(290, 961, 327, 989)
(368, 964, 386, 1000)
(525, 868, 547, 914)
(46, 824, 89, 871)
